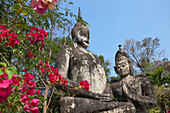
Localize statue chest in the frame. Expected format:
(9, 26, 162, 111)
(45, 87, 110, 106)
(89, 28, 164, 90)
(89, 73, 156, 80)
(71, 49, 97, 66)
(124, 77, 142, 95)
(68, 49, 106, 94)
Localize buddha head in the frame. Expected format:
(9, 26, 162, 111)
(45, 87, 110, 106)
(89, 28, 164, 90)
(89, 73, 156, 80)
(114, 45, 133, 78)
(71, 8, 90, 49)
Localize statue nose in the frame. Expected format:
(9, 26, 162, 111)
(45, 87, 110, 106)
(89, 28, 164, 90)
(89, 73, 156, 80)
(120, 67, 123, 70)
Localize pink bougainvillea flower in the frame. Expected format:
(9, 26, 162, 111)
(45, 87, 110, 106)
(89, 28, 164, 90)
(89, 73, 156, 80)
(31, 0, 48, 14)
(0, 24, 11, 43)
(28, 52, 34, 58)
(22, 69, 27, 73)
(30, 0, 38, 9)
(5, 33, 20, 48)
(26, 27, 46, 49)
(31, 98, 40, 107)
(0, 85, 12, 104)
(45, 61, 50, 67)
(46, 69, 50, 72)
(52, 68, 58, 72)
(31, 0, 57, 15)
(36, 89, 41, 94)
(40, 67, 45, 74)
(12, 77, 21, 86)
(50, 65, 53, 69)
(0, 79, 11, 88)
(35, 64, 40, 68)
(18, 87, 23, 91)
(24, 73, 35, 82)
(20, 94, 30, 103)
(0, 72, 8, 79)
(24, 103, 31, 112)
(0, 88, 7, 97)
(19, 85, 27, 94)
(11, 74, 21, 86)
(12, 87, 16, 91)
(26, 88, 36, 96)
(31, 107, 39, 113)
(80, 80, 90, 91)
(45, 0, 56, 10)
(36, 89, 41, 97)
(40, 60, 43, 66)
(28, 81, 36, 87)
(13, 74, 18, 78)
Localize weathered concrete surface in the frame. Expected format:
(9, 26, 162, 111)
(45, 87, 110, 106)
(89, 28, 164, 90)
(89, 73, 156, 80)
(59, 97, 136, 113)
(56, 45, 107, 94)
(111, 45, 157, 113)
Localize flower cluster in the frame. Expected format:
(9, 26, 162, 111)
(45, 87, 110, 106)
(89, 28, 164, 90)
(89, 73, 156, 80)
(0, 25, 10, 42)
(0, 24, 20, 48)
(0, 66, 41, 113)
(80, 80, 90, 91)
(20, 70, 41, 113)
(31, 0, 58, 15)
(28, 52, 34, 58)
(36, 60, 68, 86)
(0, 73, 12, 104)
(24, 99, 40, 113)
(26, 27, 47, 50)
(0, 67, 21, 104)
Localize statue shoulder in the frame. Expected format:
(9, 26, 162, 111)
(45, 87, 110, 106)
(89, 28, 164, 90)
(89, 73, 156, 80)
(56, 45, 73, 64)
(61, 45, 73, 50)
(110, 79, 122, 88)
(59, 45, 74, 54)
(134, 75, 151, 84)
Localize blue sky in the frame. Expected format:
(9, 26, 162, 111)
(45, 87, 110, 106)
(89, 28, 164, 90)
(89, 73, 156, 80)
(62, 0, 170, 76)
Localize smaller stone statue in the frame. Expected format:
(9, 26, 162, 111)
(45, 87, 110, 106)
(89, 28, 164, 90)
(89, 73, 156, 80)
(111, 45, 157, 113)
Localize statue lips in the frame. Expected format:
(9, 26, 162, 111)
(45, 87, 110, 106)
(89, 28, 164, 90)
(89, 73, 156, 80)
(82, 40, 89, 48)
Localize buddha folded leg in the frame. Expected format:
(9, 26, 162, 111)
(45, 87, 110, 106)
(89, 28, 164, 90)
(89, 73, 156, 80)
(59, 97, 136, 113)
(99, 102, 136, 113)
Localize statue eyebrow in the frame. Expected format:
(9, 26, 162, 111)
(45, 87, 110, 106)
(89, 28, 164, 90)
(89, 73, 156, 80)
(117, 61, 127, 64)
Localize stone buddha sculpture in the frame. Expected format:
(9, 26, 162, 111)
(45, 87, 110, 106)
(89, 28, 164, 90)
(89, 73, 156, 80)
(111, 45, 157, 113)
(56, 8, 107, 94)
(56, 8, 136, 113)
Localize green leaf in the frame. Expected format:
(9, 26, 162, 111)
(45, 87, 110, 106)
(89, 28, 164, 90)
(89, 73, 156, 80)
(0, 62, 7, 67)
(0, 68, 4, 75)
(69, 1, 73, 4)
(58, 12, 64, 15)
(14, 3, 21, 9)
(7, 66, 17, 72)
(5, 69, 15, 80)
(5, 66, 17, 79)
(11, 3, 21, 12)
(21, 9, 28, 16)
(79, 86, 82, 89)
(65, 11, 68, 16)
(11, 8, 19, 12)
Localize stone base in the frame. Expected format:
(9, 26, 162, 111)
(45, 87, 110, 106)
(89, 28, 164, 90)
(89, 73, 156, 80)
(59, 97, 136, 113)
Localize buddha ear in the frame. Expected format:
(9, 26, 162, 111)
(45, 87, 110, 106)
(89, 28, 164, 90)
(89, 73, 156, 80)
(72, 38, 78, 47)
(114, 66, 119, 74)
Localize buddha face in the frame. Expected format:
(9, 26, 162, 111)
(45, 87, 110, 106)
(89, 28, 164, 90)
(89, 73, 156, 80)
(116, 56, 130, 77)
(77, 28, 89, 48)
(72, 22, 90, 49)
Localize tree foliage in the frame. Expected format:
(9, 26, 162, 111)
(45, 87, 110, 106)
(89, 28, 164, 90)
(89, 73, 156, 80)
(98, 55, 111, 77)
(146, 66, 170, 87)
(152, 86, 170, 113)
(123, 37, 165, 74)
(0, 0, 78, 112)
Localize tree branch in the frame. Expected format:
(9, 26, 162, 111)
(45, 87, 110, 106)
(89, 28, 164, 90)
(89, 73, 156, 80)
(43, 85, 50, 113)
(0, 53, 10, 66)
